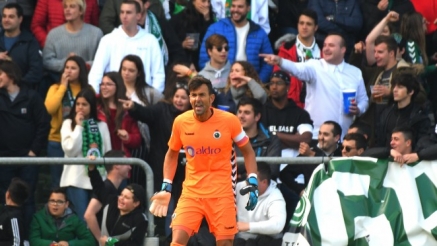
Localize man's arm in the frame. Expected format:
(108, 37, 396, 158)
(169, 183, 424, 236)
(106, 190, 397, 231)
(30, 93, 51, 155)
(88, 37, 110, 93)
(84, 198, 103, 241)
(163, 148, 180, 181)
(260, 54, 316, 82)
(356, 78, 369, 116)
(238, 143, 257, 176)
(148, 36, 166, 93)
(247, 196, 286, 235)
(22, 38, 44, 85)
(277, 131, 312, 149)
(42, 32, 67, 72)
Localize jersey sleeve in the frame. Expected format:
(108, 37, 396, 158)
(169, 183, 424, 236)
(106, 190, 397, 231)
(230, 114, 249, 147)
(168, 116, 183, 151)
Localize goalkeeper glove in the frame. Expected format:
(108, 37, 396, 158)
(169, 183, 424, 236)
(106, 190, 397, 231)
(239, 175, 258, 211)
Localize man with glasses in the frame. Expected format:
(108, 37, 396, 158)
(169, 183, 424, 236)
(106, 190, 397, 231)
(29, 187, 94, 245)
(261, 71, 313, 195)
(341, 133, 367, 157)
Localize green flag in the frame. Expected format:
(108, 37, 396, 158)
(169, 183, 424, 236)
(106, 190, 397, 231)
(283, 157, 437, 246)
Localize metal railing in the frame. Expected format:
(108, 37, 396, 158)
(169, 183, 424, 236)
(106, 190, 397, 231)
(0, 157, 156, 238)
(236, 156, 334, 164)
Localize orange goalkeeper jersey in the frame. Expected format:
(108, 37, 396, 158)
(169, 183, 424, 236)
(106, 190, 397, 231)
(168, 108, 249, 198)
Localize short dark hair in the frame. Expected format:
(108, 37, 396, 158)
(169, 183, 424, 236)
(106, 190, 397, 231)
(323, 120, 342, 138)
(232, 0, 250, 6)
(257, 162, 271, 185)
(121, 0, 141, 13)
(348, 121, 371, 138)
(103, 150, 126, 172)
(188, 76, 214, 95)
(392, 126, 415, 143)
(49, 187, 68, 202)
(0, 60, 22, 85)
(374, 35, 398, 56)
(8, 178, 29, 206)
(326, 32, 346, 48)
(3, 3, 23, 18)
(299, 9, 318, 26)
(391, 71, 420, 100)
(205, 34, 228, 51)
(237, 97, 262, 117)
(343, 133, 367, 150)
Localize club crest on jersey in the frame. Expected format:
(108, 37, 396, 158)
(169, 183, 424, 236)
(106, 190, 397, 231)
(213, 130, 221, 139)
(186, 146, 195, 157)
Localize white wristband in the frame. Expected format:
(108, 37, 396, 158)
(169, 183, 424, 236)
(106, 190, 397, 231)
(163, 178, 173, 184)
(247, 173, 257, 179)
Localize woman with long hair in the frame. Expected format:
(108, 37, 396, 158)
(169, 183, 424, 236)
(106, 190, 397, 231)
(97, 72, 141, 157)
(45, 56, 91, 189)
(400, 11, 428, 65)
(60, 88, 111, 221)
(216, 61, 268, 113)
(170, 0, 215, 70)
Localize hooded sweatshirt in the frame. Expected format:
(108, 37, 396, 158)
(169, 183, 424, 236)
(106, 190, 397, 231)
(199, 61, 231, 89)
(236, 180, 286, 240)
(88, 25, 165, 93)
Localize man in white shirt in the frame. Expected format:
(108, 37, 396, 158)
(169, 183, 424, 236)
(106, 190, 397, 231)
(89, 0, 165, 92)
(261, 33, 369, 140)
(235, 162, 286, 246)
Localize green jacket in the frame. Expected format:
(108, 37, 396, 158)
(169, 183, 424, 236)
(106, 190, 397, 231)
(29, 206, 95, 246)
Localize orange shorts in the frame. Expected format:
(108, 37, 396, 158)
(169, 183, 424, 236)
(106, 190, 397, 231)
(171, 194, 237, 240)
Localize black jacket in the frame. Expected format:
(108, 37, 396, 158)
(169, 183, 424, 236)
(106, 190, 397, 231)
(0, 205, 26, 245)
(89, 167, 147, 246)
(375, 102, 431, 148)
(0, 30, 43, 88)
(0, 86, 50, 157)
(276, 0, 308, 29)
(128, 101, 184, 192)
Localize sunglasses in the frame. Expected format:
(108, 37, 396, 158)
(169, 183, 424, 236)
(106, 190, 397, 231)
(216, 46, 229, 52)
(342, 146, 356, 152)
(176, 82, 188, 90)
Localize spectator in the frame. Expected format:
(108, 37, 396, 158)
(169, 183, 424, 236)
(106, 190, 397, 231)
(90, 174, 148, 246)
(0, 178, 29, 246)
(99, 0, 185, 66)
(0, 1, 35, 31)
(198, 34, 231, 91)
(236, 97, 281, 180)
(262, 33, 369, 140)
(298, 120, 342, 157)
(1, 3, 43, 91)
(42, 0, 103, 77)
(275, 0, 308, 36)
(402, 126, 437, 163)
(400, 11, 429, 66)
(97, 72, 142, 157)
(120, 80, 190, 236)
(274, 9, 322, 109)
(60, 88, 112, 221)
(84, 150, 131, 242)
(347, 121, 371, 140)
(215, 61, 268, 113)
(0, 60, 50, 231)
(307, 0, 363, 57)
(89, 0, 165, 93)
(211, 0, 270, 34)
(29, 188, 95, 246)
(282, 120, 341, 195)
(119, 55, 163, 161)
(45, 56, 92, 189)
(235, 162, 286, 246)
(31, 0, 99, 48)
(170, 0, 215, 70)
(341, 133, 367, 157)
(374, 72, 430, 148)
(199, 0, 273, 82)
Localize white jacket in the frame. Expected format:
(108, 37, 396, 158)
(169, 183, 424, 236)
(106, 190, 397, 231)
(236, 180, 286, 240)
(60, 119, 112, 189)
(211, 0, 270, 34)
(88, 25, 165, 93)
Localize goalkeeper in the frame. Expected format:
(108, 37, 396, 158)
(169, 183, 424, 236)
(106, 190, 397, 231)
(149, 76, 258, 246)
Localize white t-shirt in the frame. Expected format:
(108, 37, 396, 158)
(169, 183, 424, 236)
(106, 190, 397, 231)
(235, 22, 250, 61)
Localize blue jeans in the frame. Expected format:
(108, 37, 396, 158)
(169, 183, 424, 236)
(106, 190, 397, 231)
(0, 164, 39, 237)
(47, 141, 64, 188)
(66, 186, 91, 222)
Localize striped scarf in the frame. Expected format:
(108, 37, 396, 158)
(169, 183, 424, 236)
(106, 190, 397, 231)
(147, 11, 169, 65)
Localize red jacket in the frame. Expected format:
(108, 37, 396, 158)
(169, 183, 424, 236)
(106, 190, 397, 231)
(411, 0, 437, 35)
(97, 108, 142, 157)
(31, 0, 100, 48)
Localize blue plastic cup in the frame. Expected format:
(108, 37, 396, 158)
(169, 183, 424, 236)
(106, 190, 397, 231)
(342, 89, 356, 114)
(217, 105, 230, 111)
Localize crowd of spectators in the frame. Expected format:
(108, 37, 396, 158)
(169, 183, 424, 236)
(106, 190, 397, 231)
(0, 0, 437, 245)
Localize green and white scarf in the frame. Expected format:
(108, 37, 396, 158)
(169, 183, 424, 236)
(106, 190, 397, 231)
(82, 119, 106, 176)
(61, 86, 75, 119)
(147, 11, 168, 65)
